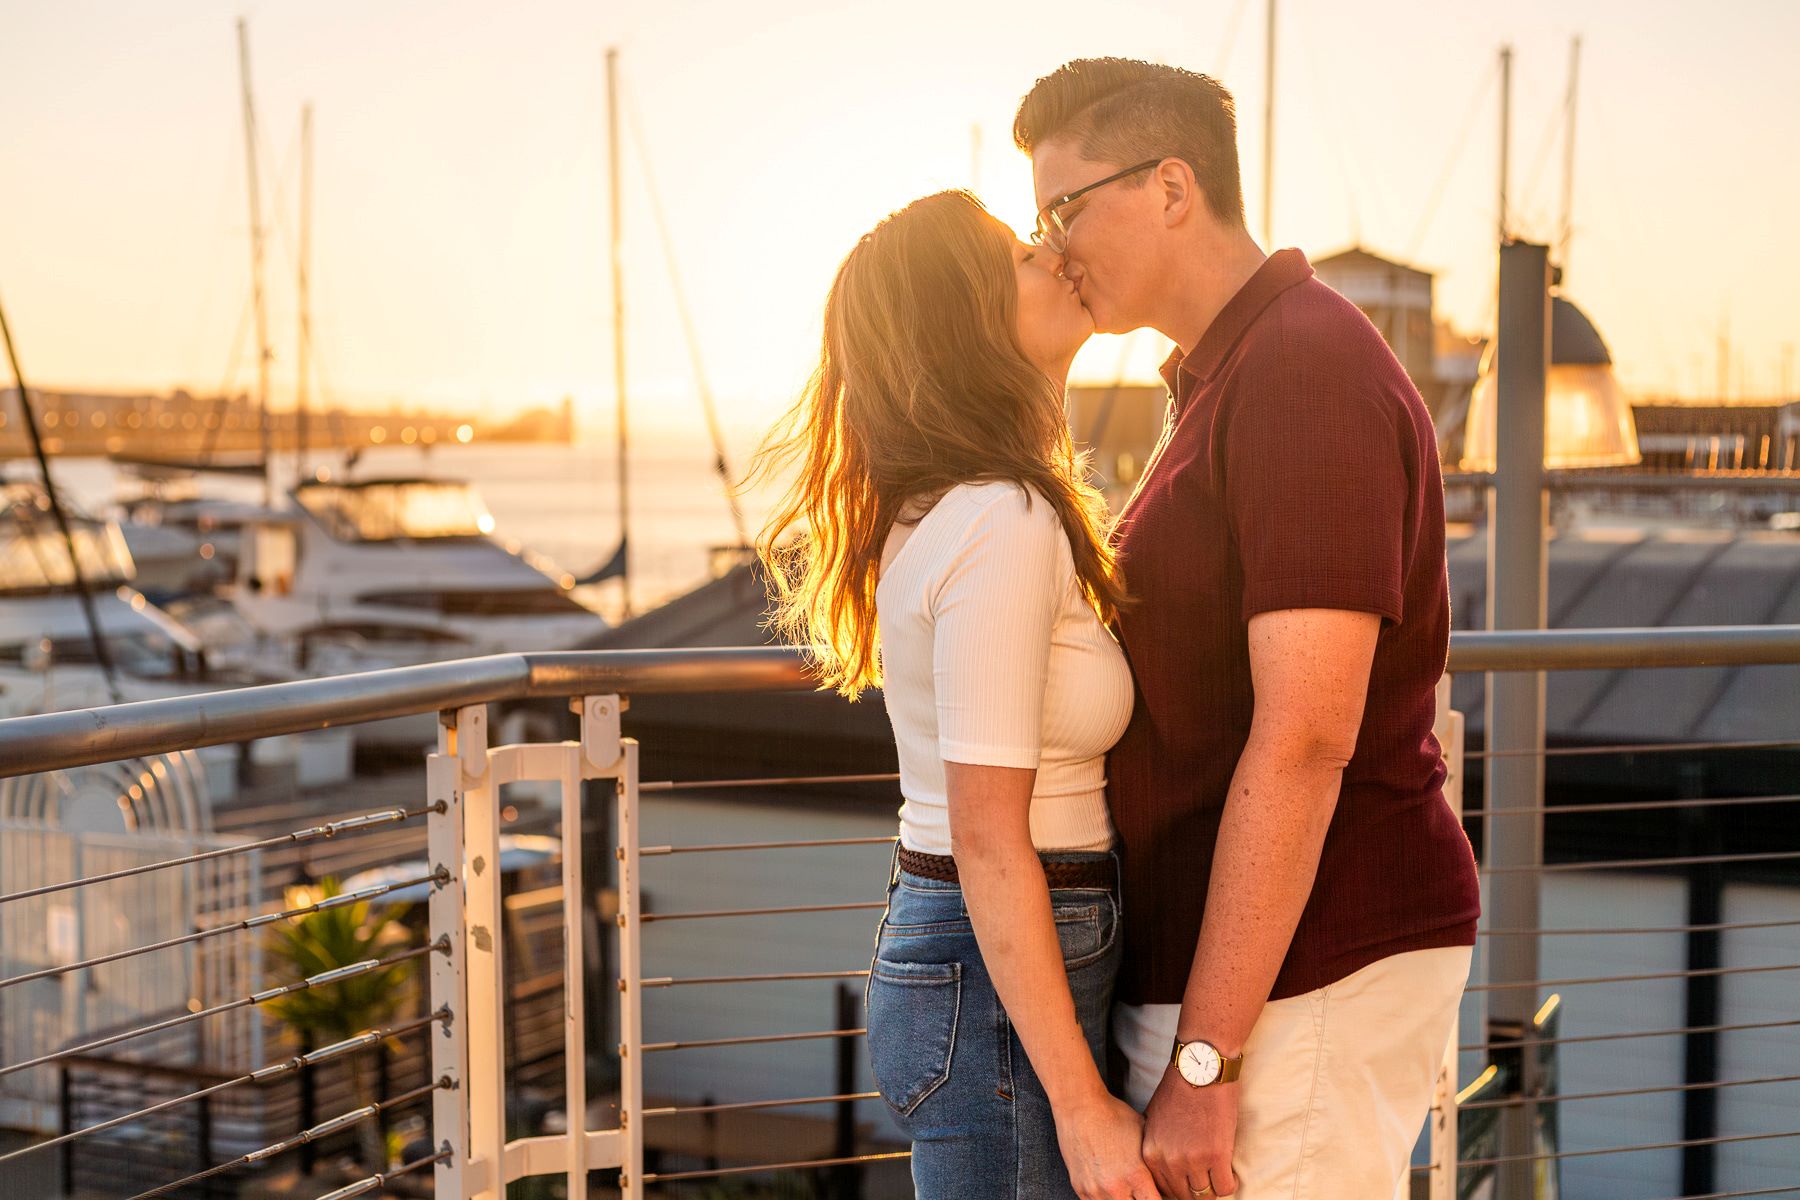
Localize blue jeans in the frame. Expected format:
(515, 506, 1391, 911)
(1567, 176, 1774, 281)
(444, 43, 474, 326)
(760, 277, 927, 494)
(864, 852, 1122, 1199)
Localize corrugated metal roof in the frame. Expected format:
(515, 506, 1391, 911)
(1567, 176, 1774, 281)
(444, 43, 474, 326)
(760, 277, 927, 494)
(1449, 527, 1800, 743)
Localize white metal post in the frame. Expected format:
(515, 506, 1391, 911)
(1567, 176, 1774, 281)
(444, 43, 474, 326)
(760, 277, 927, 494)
(1429, 677, 1466, 1200)
(453, 704, 503, 1198)
(560, 729, 588, 1197)
(613, 729, 644, 1198)
(427, 735, 470, 1198)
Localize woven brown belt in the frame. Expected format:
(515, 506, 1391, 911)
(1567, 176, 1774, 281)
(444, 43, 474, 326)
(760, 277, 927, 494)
(897, 847, 1116, 890)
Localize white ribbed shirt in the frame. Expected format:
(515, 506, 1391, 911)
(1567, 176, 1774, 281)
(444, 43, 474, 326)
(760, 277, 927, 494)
(876, 480, 1134, 854)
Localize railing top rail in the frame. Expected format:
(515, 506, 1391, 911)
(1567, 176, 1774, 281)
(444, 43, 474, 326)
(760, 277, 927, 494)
(1448, 624, 1800, 673)
(4, 627, 1800, 779)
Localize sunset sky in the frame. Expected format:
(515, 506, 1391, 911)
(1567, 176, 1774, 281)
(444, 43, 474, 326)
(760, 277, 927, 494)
(2, 0, 1796, 442)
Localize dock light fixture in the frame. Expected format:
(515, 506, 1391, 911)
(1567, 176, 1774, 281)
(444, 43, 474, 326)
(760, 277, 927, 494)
(1460, 294, 1641, 471)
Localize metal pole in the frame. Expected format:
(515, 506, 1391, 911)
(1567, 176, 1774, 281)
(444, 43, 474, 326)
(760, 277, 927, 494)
(1556, 38, 1581, 272)
(0, 295, 123, 701)
(830, 983, 863, 1200)
(1497, 45, 1512, 243)
(297, 103, 313, 482)
(1679, 801, 1723, 1195)
(236, 19, 274, 509)
(606, 47, 632, 618)
(1487, 239, 1550, 1199)
(1262, 0, 1276, 248)
(58, 1065, 73, 1196)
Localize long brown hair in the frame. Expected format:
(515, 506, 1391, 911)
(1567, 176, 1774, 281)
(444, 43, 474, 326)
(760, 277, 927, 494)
(748, 190, 1126, 699)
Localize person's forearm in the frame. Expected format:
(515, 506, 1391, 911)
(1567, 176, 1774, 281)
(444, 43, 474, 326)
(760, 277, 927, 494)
(956, 837, 1109, 1110)
(1175, 734, 1347, 1052)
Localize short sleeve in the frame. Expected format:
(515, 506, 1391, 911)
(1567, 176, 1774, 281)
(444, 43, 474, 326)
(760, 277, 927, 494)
(1223, 374, 1408, 624)
(929, 486, 1065, 769)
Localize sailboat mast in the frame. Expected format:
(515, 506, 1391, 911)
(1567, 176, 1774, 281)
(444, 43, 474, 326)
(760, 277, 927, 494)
(1557, 37, 1582, 273)
(236, 18, 274, 508)
(1497, 44, 1513, 243)
(607, 47, 632, 618)
(1262, 0, 1276, 248)
(297, 103, 313, 482)
(0, 297, 122, 702)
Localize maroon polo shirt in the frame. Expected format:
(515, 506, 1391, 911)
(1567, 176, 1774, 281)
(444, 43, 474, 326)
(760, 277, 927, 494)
(1107, 248, 1480, 1006)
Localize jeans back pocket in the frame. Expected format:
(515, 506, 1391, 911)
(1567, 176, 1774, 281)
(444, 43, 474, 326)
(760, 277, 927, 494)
(865, 958, 962, 1118)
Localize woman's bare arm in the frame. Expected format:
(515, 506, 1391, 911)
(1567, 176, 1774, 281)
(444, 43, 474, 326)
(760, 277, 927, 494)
(946, 760, 1155, 1200)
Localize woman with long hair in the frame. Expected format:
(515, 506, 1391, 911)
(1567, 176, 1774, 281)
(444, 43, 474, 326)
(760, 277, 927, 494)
(752, 191, 1156, 1199)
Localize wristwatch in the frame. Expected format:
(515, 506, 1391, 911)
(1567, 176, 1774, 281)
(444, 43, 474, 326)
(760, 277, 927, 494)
(1171, 1038, 1243, 1088)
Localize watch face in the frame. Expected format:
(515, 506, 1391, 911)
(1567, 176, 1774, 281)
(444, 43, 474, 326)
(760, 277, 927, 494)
(1178, 1041, 1223, 1087)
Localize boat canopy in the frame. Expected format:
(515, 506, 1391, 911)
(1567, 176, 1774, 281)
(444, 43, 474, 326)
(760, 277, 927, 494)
(293, 478, 497, 542)
(0, 483, 136, 594)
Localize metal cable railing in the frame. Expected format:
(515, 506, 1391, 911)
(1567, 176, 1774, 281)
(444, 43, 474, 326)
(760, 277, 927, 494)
(1443, 656, 1800, 1198)
(641, 834, 900, 856)
(0, 938, 448, 1081)
(1465, 1016, 1800, 1055)
(2, 637, 1798, 1197)
(1464, 961, 1800, 993)
(640, 899, 887, 923)
(0, 1008, 451, 1168)
(1478, 916, 1800, 938)
(608, 764, 919, 1194)
(1455, 1128, 1800, 1169)
(309, 1146, 452, 1200)
(0, 803, 435, 905)
(0, 746, 463, 1197)
(0, 865, 447, 992)
(568, 702, 1800, 1192)
(642, 1151, 913, 1185)
(642, 772, 901, 793)
(642, 968, 870, 988)
(643, 1028, 867, 1054)
(126, 1076, 453, 1199)
(646, 753, 1800, 1193)
(1466, 735, 1800, 760)
(4, 629, 1796, 778)
(645, 1090, 881, 1118)
(1460, 789, 1800, 819)
(1659, 1186, 1800, 1200)
(1457, 1071, 1800, 1112)
(1481, 848, 1800, 874)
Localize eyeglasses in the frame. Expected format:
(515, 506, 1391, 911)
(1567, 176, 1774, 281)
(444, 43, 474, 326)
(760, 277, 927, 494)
(1031, 158, 1166, 254)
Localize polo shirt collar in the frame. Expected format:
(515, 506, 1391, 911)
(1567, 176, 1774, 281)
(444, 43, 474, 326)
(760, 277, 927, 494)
(1161, 248, 1316, 409)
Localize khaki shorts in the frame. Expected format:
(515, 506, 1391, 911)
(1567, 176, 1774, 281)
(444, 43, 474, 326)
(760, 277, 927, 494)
(1114, 945, 1472, 1199)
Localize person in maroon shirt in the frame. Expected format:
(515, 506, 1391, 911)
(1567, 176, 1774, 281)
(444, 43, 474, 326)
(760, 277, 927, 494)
(1016, 59, 1480, 1199)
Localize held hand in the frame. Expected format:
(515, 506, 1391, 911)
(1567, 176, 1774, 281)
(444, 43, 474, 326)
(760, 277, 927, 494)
(1142, 1068, 1240, 1197)
(1054, 1090, 1162, 1200)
